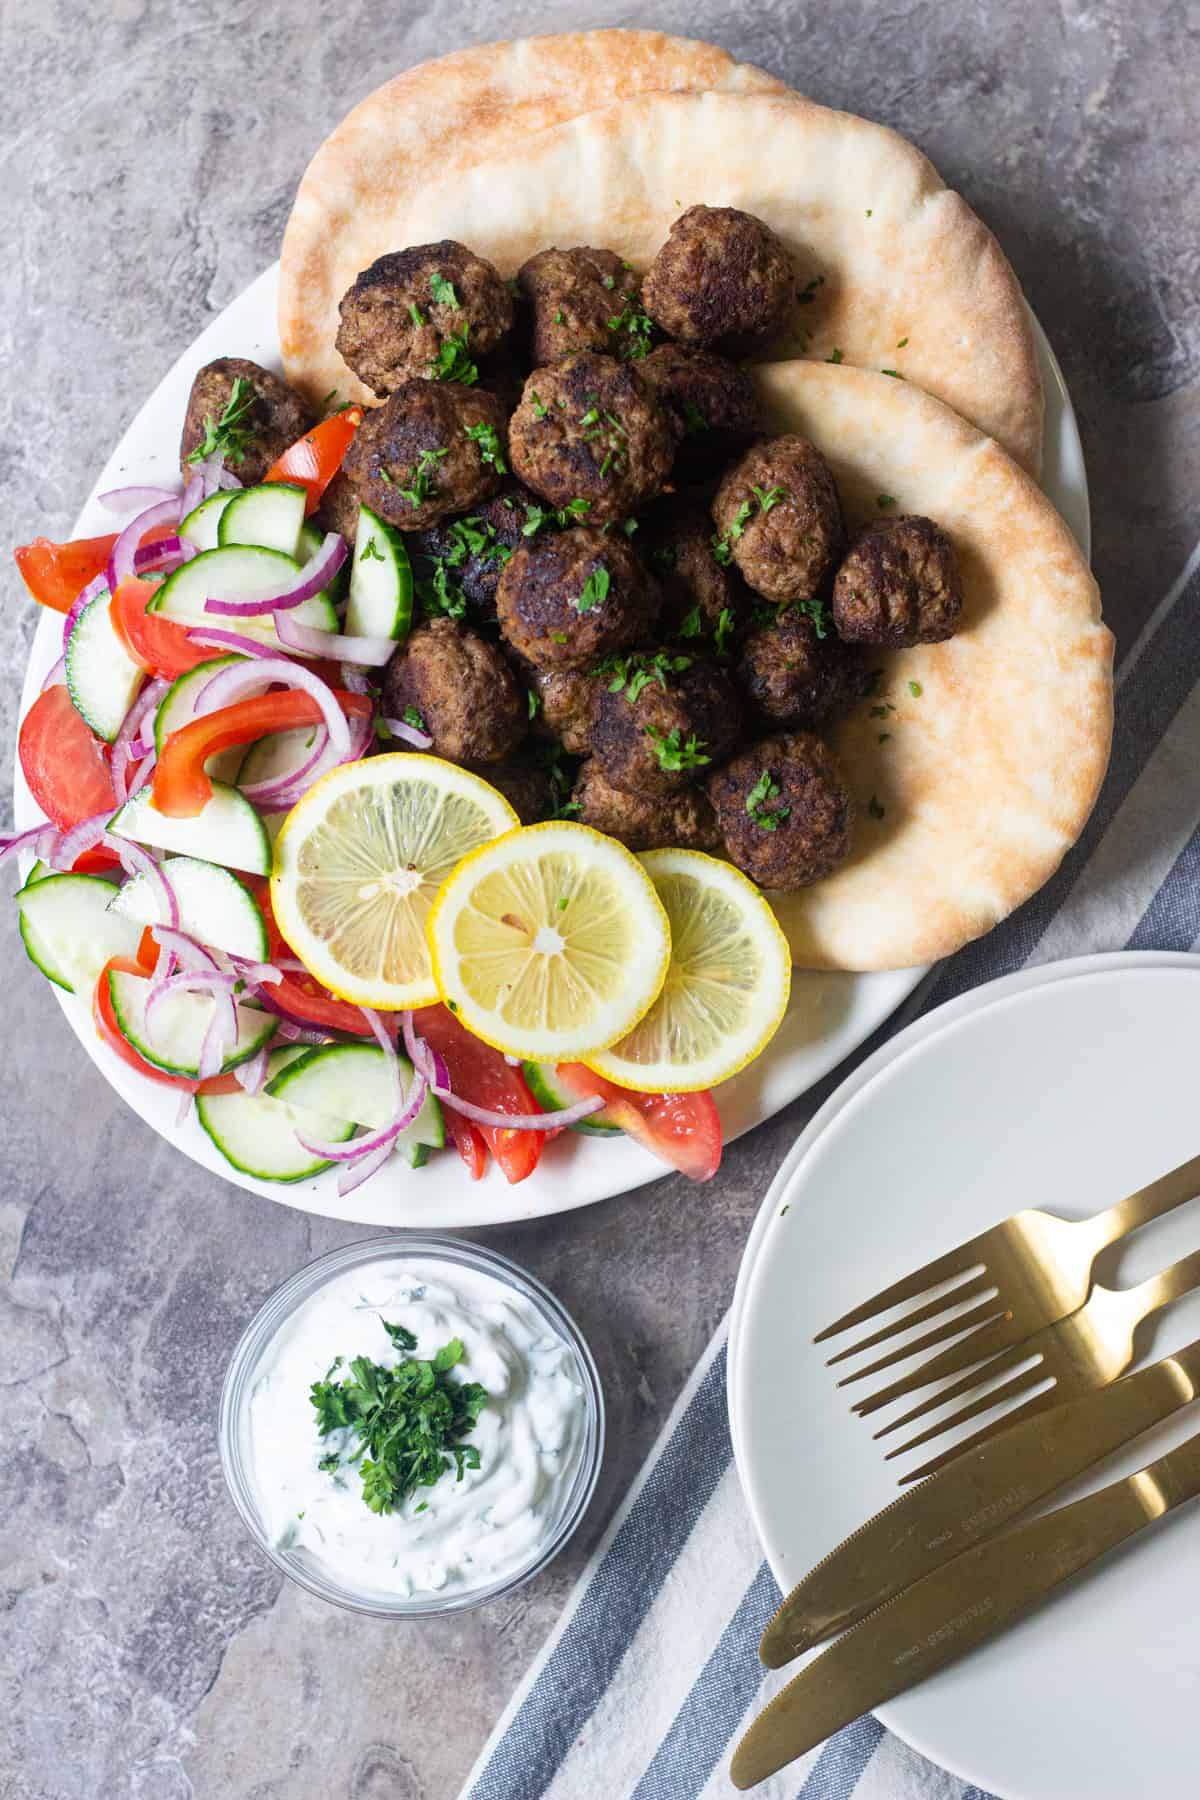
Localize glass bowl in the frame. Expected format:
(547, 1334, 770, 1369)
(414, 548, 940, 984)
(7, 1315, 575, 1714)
(218, 1232, 605, 1617)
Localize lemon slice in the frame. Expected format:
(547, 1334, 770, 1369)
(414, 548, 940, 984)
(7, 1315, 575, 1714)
(584, 848, 792, 1092)
(426, 821, 671, 1060)
(271, 754, 518, 1008)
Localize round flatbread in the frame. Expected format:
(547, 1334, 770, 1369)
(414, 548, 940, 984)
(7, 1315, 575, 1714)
(279, 31, 784, 413)
(746, 361, 1111, 971)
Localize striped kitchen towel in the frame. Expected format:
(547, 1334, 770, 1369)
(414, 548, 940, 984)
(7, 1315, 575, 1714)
(461, 540, 1200, 1800)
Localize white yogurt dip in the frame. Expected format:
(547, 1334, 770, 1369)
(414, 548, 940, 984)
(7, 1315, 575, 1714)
(243, 1255, 590, 1600)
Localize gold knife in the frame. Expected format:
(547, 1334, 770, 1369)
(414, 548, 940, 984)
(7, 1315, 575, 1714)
(731, 1423, 1200, 1790)
(761, 1338, 1200, 1667)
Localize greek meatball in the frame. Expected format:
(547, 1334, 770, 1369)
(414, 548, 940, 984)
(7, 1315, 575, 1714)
(735, 608, 863, 729)
(832, 515, 964, 646)
(573, 759, 721, 853)
(639, 344, 759, 481)
(495, 526, 659, 671)
(341, 382, 508, 532)
(639, 499, 751, 649)
(517, 247, 645, 365)
(380, 618, 523, 764)
(466, 758, 553, 824)
(316, 470, 360, 544)
(529, 666, 597, 754)
(411, 485, 534, 627)
(179, 358, 311, 486)
(642, 206, 797, 352)
(335, 242, 513, 395)
(708, 733, 854, 889)
(591, 656, 741, 800)
(508, 353, 678, 526)
(712, 437, 844, 604)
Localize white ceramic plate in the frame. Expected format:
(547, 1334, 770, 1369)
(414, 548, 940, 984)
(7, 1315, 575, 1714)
(729, 954, 1200, 1800)
(10, 269, 1088, 1227)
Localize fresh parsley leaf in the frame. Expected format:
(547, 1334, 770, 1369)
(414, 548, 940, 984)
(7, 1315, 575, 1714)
(417, 560, 467, 620)
(644, 726, 710, 772)
(676, 602, 702, 636)
(896, 336, 908, 348)
(359, 534, 385, 562)
(317, 1452, 342, 1475)
(186, 375, 257, 467)
(396, 446, 449, 509)
(621, 516, 639, 537)
(712, 499, 753, 566)
(401, 706, 428, 732)
(876, 494, 897, 510)
(745, 768, 791, 831)
(795, 596, 830, 640)
(465, 420, 507, 473)
(713, 607, 737, 656)
(522, 497, 590, 536)
(383, 1320, 418, 1351)
(605, 302, 655, 359)
(554, 308, 565, 325)
(430, 326, 479, 385)
(908, 679, 923, 698)
(826, 347, 844, 364)
(429, 271, 461, 309)
(530, 389, 549, 419)
(527, 689, 541, 720)
(752, 484, 787, 514)
(409, 302, 427, 328)
(880, 367, 904, 379)
(575, 565, 610, 614)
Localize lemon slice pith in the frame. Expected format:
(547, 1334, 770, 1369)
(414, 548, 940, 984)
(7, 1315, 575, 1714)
(584, 848, 792, 1093)
(270, 754, 518, 1008)
(426, 821, 672, 1060)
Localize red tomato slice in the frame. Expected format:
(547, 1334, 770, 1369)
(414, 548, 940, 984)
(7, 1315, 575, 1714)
(110, 578, 216, 680)
(14, 533, 118, 613)
(556, 1065, 723, 1182)
(264, 408, 364, 514)
(444, 1109, 488, 1180)
(18, 686, 116, 831)
(411, 1006, 544, 1184)
(93, 957, 242, 1093)
(260, 895, 379, 1038)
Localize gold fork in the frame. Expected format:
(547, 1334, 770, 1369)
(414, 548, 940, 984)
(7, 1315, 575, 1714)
(815, 1153, 1200, 1389)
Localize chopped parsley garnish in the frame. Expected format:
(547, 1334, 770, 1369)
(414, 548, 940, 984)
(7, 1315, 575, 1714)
(795, 596, 830, 639)
(550, 631, 568, 644)
(751, 484, 787, 514)
(529, 740, 580, 817)
(522, 497, 590, 536)
(402, 705, 428, 731)
(645, 727, 710, 772)
(417, 561, 467, 620)
(359, 535, 385, 562)
(394, 446, 449, 509)
(530, 389, 549, 419)
(527, 689, 541, 720)
(712, 498, 753, 565)
(881, 367, 904, 379)
(579, 395, 628, 475)
(464, 420, 507, 472)
(896, 336, 909, 348)
(868, 795, 886, 819)
(713, 606, 737, 656)
(908, 679, 923, 698)
(409, 302, 427, 328)
(597, 649, 692, 703)
(429, 271, 461, 308)
(309, 1329, 488, 1516)
(320, 388, 354, 417)
(745, 769, 791, 831)
(798, 274, 826, 305)
(554, 309, 565, 325)
(186, 375, 256, 467)
(602, 273, 616, 290)
(621, 516, 639, 537)
(430, 327, 479, 385)
(826, 347, 844, 364)
(866, 208, 874, 218)
(876, 494, 897, 510)
(575, 565, 610, 614)
(681, 400, 708, 436)
(676, 600, 701, 634)
(606, 302, 655, 359)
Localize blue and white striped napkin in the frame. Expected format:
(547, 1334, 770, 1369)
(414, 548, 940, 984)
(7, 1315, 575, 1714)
(461, 541, 1200, 1800)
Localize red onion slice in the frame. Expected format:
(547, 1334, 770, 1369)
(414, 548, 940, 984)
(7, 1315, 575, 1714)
(111, 678, 168, 805)
(205, 532, 347, 616)
(134, 537, 186, 577)
(191, 454, 243, 499)
(383, 716, 434, 750)
(185, 628, 278, 660)
(235, 1045, 272, 1095)
(100, 484, 178, 516)
(127, 751, 158, 799)
(108, 839, 180, 938)
(296, 1068, 429, 1162)
(433, 1087, 604, 1132)
(180, 471, 205, 519)
(336, 1137, 398, 1196)
(192, 658, 351, 761)
(49, 810, 112, 872)
(340, 664, 371, 696)
(268, 1013, 332, 1046)
(148, 924, 218, 971)
(145, 968, 238, 1031)
(175, 1089, 194, 1127)
(108, 497, 181, 592)
(40, 656, 67, 692)
(238, 726, 329, 806)
(227, 958, 283, 988)
(401, 1012, 434, 1083)
(1, 823, 61, 870)
(274, 612, 395, 665)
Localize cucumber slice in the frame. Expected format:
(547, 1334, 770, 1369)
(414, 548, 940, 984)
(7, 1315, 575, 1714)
(154, 655, 244, 782)
(218, 484, 307, 557)
(180, 490, 236, 552)
(64, 590, 146, 744)
(237, 725, 322, 792)
(109, 784, 271, 877)
(196, 1047, 356, 1182)
(107, 966, 275, 1076)
(107, 855, 269, 960)
(16, 872, 143, 994)
(299, 520, 349, 601)
(523, 1061, 623, 1136)
(266, 1042, 445, 1168)
(345, 506, 413, 642)
(150, 546, 337, 655)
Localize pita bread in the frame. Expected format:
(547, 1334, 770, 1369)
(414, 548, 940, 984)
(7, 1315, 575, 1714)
(746, 361, 1111, 971)
(280, 74, 1043, 473)
(279, 32, 784, 411)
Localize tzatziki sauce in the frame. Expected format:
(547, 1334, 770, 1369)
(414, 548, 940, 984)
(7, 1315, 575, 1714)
(243, 1256, 590, 1601)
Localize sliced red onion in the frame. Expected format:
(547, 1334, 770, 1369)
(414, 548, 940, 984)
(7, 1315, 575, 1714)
(400, 1012, 429, 1079)
(198, 1001, 233, 1080)
(383, 716, 434, 750)
(235, 1045, 272, 1095)
(63, 573, 107, 650)
(274, 612, 394, 665)
(205, 533, 346, 616)
(111, 678, 168, 805)
(145, 968, 238, 1035)
(50, 810, 112, 872)
(127, 751, 158, 799)
(340, 664, 371, 695)
(227, 959, 283, 988)
(191, 453, 242, 499)
(134, 536, 186, 577)
(215, 464, 243, 492)
(432, 1087, 604, 1132)
(336, 1138, 398, 1196)
(192, 658, 351, 760)
(175, 1089, 194, 1128)
(180, 470, 205, 519)
(111, 838, 179, 935)
(238, 726, 329, 806)
(297, 1068, 429, 1162)
(268, 1013, 332, 1046)
(107, 497, 181, 592)
(149, 924, 217, 971)
(185, 627, 278, 660)
(100, 484, 178, 516)
(1, 823, 61, 871)
(40, 656, 66, 692)
(361, 1005, 403, 1110)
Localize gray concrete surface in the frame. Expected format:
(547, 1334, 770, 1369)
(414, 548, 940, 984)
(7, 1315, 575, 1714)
(2, 3, 1197, 1796)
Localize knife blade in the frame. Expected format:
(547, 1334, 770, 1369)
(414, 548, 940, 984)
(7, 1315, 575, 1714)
(760, 1337, 1200, 1668)
(731, 1424, 1200, 1790)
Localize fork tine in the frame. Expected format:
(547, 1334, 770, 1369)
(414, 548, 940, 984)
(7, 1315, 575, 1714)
(871, 1342, 1035, 1440)
(836, 1299, 1009, 1388)
(896, 1384, 1062, 1485)
(813, 1243, 988, 1343)
(882, 1358, 1047, 1462)
(850, 1308, 1025, 1417)
(823, 1278, 999, 1367)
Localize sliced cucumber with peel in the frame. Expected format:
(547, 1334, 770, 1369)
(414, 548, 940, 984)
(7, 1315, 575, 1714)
(180, 491, 236, 552)
(523, 1062, 623, 1135)
(237, 726, 322, 793)
(266, 1042, 445, 1169)
(345, 506, 412, 642)
(107, 966, 275, 1077)
(154, 655, 244, 782)
(150, 545, 337, 655)
(107, 855, 268, 960)
(218, 483, 307, 557)
(109, 784, 272, 877)
(16, 872, 143, 994)
(197, 1046, 358, 1182)
(65, 590, 146, 743)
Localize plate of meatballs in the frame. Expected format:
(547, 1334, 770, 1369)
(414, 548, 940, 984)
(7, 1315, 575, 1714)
(12, 34, 1109, 1226)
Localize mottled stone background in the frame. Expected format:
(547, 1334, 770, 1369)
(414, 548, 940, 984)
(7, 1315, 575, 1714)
(2, 4, 1197, 1797)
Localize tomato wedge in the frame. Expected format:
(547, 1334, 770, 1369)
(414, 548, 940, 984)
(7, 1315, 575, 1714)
(93, 956, 242, 1093)
(260, 894, 378, 1038)
(18, 686, 115, 830)
(110, 578, 216, 680)
(556, 1065, 723, 1182)
(444, 1109, 488, 1181)
(412, 1005, 544, 1184)
(152, 687, 372, 818)
(14, 532, 118, 613)
(264, 408, 364, 514)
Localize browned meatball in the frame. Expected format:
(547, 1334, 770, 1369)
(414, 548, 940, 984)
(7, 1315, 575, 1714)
(495, 526, 659, 671)
(466, 758, 553, 824)
(517, 247, 646, 365)
(341, 382, 508, 532)
(591, 656, 741, 800)
(335, 242, 513, 395)
(316, 470, 361, 544)
(832, 515, 964, 646)
(380, 619, 523, 764)
(735, 608, 863, 729)
(712, 437, 844, 604)
(708, 733, 854, 889)
(573, 759, 721, 852)
(508, 353, 678, 525)
(642, 207, 797, 352)
(411, 485, 534, 627)
(529, 666, 597, 754)
(639, 344, 759, 481)
(639, 500, 751, 649)
(180, 358, 311, 485)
